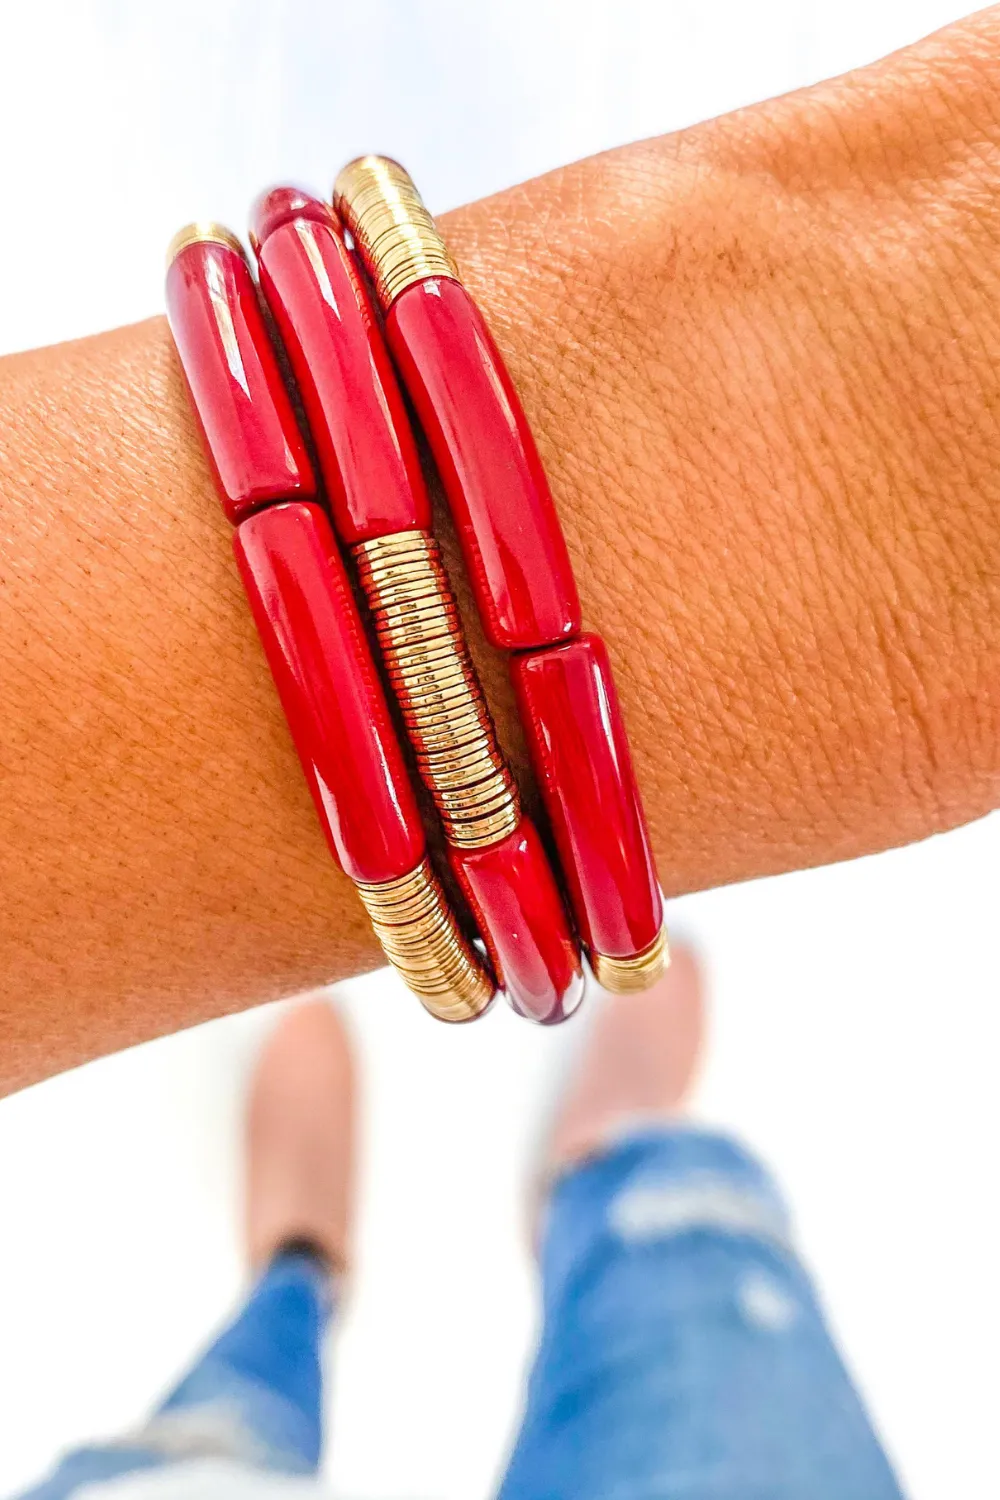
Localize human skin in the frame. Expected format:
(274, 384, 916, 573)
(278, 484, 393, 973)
(1, 11, 999, 1093)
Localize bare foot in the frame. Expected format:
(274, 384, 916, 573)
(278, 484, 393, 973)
(245, 997, 355, 1275)
(545, 943, 705, 1176)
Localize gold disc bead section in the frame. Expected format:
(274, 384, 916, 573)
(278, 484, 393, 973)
(355, 859, 494, 1023)
(590, 924, 670, 995)
(355, 531, 520, 850)
(333, 155, 459, 311)
(166, 221, 246, 268)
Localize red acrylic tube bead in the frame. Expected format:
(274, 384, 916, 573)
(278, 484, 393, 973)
(234, 501, 425, 885)
(511, 633, 662, 962)
(165, 229, 316, 524)
(386, 276, 581, 650)
(249, 185, 334, 248)
(451, 817, 584, 1026)
(251, 188, 431, 545)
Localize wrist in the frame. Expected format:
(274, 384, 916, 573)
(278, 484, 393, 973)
(0, 318, 378, 1093)
(442, 27, 1000, 889)
(3, 6, 998, 1086)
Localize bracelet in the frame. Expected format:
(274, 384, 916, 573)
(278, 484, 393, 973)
(164, 162, 666, 1025)
(334, 158, 667, 992)
(165, 227, 492, 1024)
(246, 188, 582, 1026)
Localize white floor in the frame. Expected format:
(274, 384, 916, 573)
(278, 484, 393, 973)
(1, 4, 998, 1499)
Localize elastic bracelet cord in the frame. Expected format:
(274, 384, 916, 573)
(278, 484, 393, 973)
(333, 158, 668, 992)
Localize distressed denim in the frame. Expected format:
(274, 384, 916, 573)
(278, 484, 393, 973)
(16, 1129, 904, 1499)
(17, 1250, 331, 1497)
(499, 1128, 905, 1499)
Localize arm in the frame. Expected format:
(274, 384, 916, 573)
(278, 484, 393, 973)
(2, 10, 998, 1092)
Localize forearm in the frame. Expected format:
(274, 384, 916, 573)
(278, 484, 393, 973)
(2, 10, 998, 1091)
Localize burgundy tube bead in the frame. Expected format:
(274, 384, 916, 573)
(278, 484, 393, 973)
(165, 237, 316, 524)
(511, 633, 662, 961)
(385, 276, 581, 650)
(252, 190, 430, 544)
(249, 185, 335, 249)
(451, 818, 584, 1026)
(234, 501, 425, 884)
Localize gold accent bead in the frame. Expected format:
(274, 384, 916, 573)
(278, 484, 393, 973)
(407, 744, 502, 782)
(590, 925, 670, 995)
(355, 859, 494, 1023)
(355, 531, 520, 850)
(166, 221, 246, 269)
(333, 155, 459, 310)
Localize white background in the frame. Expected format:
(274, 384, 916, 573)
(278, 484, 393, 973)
(0, 3, 998, 1498)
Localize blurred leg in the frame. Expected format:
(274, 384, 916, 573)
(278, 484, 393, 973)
(147, 1244, 332, 1470)
(16, 1247, 332, 1498)
(499, 1127, 905, 1499)
(500, 950, 904, 1499)
(17, 998, 354, 1497)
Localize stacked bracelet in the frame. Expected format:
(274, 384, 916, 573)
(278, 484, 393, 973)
(165, 159, 666, 1026)
(165, 226, 492, 1024)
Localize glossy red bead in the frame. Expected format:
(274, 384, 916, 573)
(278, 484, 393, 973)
(234, 502, 425, 884)
(165, 239, 316, 525)
(254, 195, 430, 543)
(511, 633, 662, 960)
(451, 818, 584, 1026)
(249, 185, 336, 250)
(386, 277, 581, 650)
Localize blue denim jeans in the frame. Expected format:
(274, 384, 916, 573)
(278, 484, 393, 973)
(18, 1128, 905, 1498)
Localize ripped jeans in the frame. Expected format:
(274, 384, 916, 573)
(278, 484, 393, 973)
(500, 1128, 905, 1498)
(19, 1128, 905, 1499)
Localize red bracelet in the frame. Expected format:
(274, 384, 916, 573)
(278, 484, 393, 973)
(334, 158, 667, 992)
(165, 162, 667, 1024)
(165, 226, 493, 1023)
(246, 187, 583, 1025)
